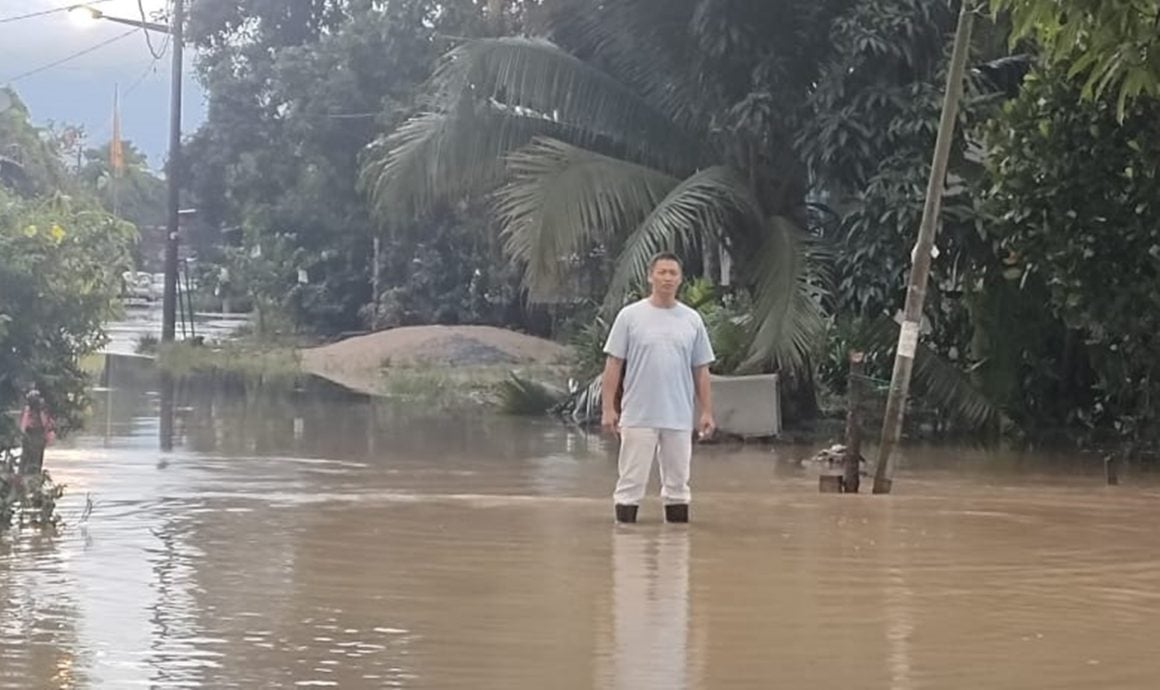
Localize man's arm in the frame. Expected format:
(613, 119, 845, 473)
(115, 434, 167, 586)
(601, 356, 625, 435)
(694, 364, 715, 438)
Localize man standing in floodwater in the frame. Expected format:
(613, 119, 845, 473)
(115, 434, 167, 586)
(601, 252, 716, 524)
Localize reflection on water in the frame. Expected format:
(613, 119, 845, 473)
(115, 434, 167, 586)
(606, 529, 691, 690)
(2, 362, 1160, 688)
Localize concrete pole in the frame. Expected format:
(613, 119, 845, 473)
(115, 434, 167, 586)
(872, 0, 976, 494)
(161, 0, 185, 342)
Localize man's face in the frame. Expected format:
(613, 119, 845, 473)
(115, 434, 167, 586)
(647, 259, 682, 298)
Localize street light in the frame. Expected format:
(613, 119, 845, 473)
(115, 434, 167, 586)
(70, 2, 185, 343)
(69, 5, 170, 33)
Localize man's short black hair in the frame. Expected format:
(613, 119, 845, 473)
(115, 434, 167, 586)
(648, 251, 682, 271)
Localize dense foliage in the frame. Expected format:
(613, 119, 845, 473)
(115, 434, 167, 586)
(182, 0, 526, 335)
(1, 91, 137, 452)
(0, 190, 135, 449)
(992, 0, 1160, 116)
(173, 0, 1160, 448)
(982, 69, 1160, 446)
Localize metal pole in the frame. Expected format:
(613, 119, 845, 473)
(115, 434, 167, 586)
(184, 259, 197, 340)
(872, 0, 976, 494)
(161, 0, 184, 342)
(177, 265, 188, 340)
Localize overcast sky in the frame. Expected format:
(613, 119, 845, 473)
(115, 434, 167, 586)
(1, 0, 206, 169)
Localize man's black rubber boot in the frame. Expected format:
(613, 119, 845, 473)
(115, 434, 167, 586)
(615, 504, 638, 524)
(664, 504, 689, 523)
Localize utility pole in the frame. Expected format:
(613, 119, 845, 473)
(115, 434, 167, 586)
(71, 4, 181, 338)
(161, 0, 185, 342)
(872, 0, 976, 494)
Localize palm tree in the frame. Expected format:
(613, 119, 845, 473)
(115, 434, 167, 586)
(361, 0, 832, 375)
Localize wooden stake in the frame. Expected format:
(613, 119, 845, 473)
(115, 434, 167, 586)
(843, 351, 865, 493)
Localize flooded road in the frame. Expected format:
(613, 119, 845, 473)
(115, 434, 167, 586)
(102, 304, 247, 355)
(2, 370, 1160, 689)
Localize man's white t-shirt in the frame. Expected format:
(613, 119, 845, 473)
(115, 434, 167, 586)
(603, 299, 715, 431)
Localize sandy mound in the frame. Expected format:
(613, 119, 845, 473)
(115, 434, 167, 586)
(300, 325, 568, 394)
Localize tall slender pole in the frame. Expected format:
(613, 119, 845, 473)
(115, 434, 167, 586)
(843, 351, 865, 494)
(372, 234, 381, 327)
(872, 0, 976, 494)
(161, 0, 184, 342)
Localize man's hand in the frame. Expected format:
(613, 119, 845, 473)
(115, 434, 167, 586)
(601, 356, 625, 438)
(697, 411, 716, 440)
(602, 408, 621, 436)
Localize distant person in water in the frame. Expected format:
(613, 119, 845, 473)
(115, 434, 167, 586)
(601, 252, 716, 524)
(19, 388, 55, 476)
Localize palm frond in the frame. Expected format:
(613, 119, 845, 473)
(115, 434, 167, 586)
(361, 37, 701, 226)
(360, 107, 566, 223)
(742, 217, 830, 375)
(495, 137, 679, 300)
(911, 342, 1002, 433)
(428, 38, 700, 174)
(858, 317, 1002, 433)
(542, 0, 708, 131)
(603, 166, 762, 311)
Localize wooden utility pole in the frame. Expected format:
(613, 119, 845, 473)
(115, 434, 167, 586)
(872, 0, 976, 494)
(843, 351, 866, 493)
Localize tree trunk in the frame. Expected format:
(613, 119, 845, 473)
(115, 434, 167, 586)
(780, 362, 820, 425)
(703, 234, 720, 285)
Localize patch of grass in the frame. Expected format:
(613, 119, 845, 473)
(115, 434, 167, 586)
(496, 372, 567, 416)
(135, 333, 159, 355)
(157, 341, 301, 382)
(378, 363, 567, 412)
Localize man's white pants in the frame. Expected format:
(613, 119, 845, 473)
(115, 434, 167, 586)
(614, 427, 692, 505)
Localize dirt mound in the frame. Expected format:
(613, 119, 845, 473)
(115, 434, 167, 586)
(300, 325, 568, 395)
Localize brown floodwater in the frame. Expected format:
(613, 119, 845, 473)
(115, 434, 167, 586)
(2, 369, 1159, 689)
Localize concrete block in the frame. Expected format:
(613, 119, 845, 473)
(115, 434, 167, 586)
(707, 373, 781, 438)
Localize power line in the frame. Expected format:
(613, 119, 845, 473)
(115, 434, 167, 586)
(124, 61, 156, 96)
(0, 0, 115, 25)
(4, 27, 137, 84)
(124, 53, 163, 96)
(137, 0, 165, 60)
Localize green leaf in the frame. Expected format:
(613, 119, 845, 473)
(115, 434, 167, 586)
(603, 167, 761, 311)
(494, 137, 679, 300)
(861, 318, 1001, 432)
(361, 37, 702, 226)
(742, 221, 830, 376)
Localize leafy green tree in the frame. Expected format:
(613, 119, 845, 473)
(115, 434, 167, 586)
(183, 0, 504, 334)
(362, 0, 1007, 427)
(0, 191, 135, 449)
(77, 141, 167, 234)
(983, 67, 1160, 445)
(361, 0, 846, 376)
(0, 89, 71, 197)
(992, 0, 1160, 116)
